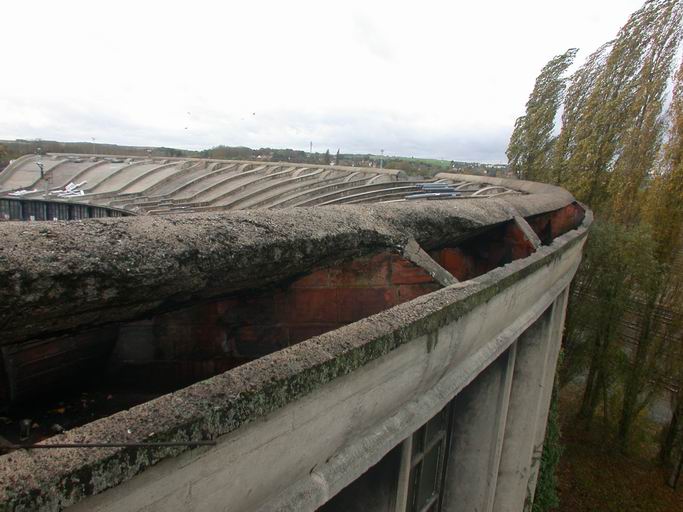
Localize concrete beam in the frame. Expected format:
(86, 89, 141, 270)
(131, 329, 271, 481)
(402, 238, 459, 286)
(514, 215, 542, 249)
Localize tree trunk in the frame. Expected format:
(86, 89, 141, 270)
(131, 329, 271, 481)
(617, 338, 650, 452)
(661, 395, 682, 466)
(578, 343, 601, 427)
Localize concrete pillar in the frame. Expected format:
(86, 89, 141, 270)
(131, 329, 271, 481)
(524, 287, 569, 506)
(442, 343, 517, 512)
(492, 288, 568, 512)
(394, 437, 413, 512)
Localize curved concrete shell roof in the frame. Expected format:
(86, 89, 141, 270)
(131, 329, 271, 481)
(0, 154, 523, 215)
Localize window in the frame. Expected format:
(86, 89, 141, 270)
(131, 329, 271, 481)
(405, 405, 452, 512)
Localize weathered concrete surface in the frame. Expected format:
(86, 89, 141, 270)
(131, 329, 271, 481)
(401, 238, 458, 286)
(0, 154, 407, 213)
(0, 193, 582, 347)
(442, 344, 516, 512)
(1, 249, 442, 404)
(493, 289, 568, 512)
(0, 208, 590, 511)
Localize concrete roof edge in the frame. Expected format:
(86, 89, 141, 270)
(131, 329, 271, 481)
(435, 172, 574, 201)
(0, 211, 592, 510)
(0, 192, 580, 345)
(0, 163, 582, 345)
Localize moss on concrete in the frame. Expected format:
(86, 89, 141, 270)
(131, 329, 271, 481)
(0, 211, 591, 511)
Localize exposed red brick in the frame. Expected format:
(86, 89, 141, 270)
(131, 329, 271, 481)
(284, 288, 339, 323)
(526, 214, 552, 244)
(289, 269, 330, 289)
(2, 328, 117, 402)
(551, 203, 585, 238)
(329, 252, 391, 288)
(114, 359, 246, 392)
(221, 294, 277, 324)
(336, 287, 398, 323)
(154, 305, 225, 358)
(288, 324, 342, 345)
(390, 255, 438, 285)
(432, 248, 475, 281)
(214, 298, 240, 316)
(232, 325, 289, 358)
(99, 248, 445, 396)
(504, 223, 535, 260)
(396, 283, 441, 303)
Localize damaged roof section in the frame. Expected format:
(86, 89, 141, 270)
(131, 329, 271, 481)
(0, 171, 590, 510)
(0, 176, 585, 410)
(0, 177, 580, 347)
(0, 208, 591, 512)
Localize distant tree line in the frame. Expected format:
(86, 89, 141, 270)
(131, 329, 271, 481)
(508, 0, 683, 500)
(0, 139, 506, 179)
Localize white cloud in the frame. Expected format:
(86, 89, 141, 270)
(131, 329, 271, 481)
(0, 0, 645, 163)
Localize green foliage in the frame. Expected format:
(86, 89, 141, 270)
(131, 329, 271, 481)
(643, 59, 683, 264)
(564, 221, 661, 433)
(531, 381, 562, 512)
(507, 48, 577, 182)
(559, 0, 683, 214)
(510, 0, 683, 466)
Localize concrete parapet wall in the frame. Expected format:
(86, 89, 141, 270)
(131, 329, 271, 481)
(0, 193, 582, 347)
(0, 174, 590, 511)
(0, 207, 589, 511)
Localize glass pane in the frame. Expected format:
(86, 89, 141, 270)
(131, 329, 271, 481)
(407, 462, 421, 511)
(425, 409, 446, 443)
(416, 444, 441, 509)
(412, 425, 426, 457)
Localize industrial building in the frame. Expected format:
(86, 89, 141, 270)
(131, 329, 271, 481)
(0, 155, 589, 511)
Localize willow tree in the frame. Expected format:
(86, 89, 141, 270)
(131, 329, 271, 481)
(552, 42, 613, 186)
(507, 49, 577, 182)
(508, 0, 683, 462)
(559, 0, 682, 213)
(642, 59, 683, 471)
(644, 59, 683, 262)
(608, 0, 683, 223)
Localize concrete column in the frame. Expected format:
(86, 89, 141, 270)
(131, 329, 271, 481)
(492, 288, 568, 512)
(394, 437, 413, 512)
(524, 287, 569, 506)
(442, 343, 517, 512)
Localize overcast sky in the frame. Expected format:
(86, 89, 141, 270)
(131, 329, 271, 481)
(1, 1, 645, 163)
